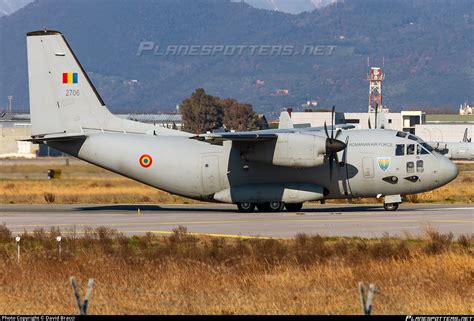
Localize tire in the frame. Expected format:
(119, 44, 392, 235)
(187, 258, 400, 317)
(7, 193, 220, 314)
(384, 203, 399, 211)
(285, 203, 303, 212)
(268, 201, 284, 212)
(237, 202, 255, 213)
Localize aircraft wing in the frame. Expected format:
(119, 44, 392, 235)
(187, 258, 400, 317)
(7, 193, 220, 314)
(191, 132, 277, 145)
(298, 124, 355, 132)
(191, 124, 354, 145)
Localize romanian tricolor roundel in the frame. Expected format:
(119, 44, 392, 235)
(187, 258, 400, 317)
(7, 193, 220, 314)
(139, 154, 153, 168)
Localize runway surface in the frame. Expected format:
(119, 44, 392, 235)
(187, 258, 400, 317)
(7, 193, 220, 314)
(0, 204, 472, 238)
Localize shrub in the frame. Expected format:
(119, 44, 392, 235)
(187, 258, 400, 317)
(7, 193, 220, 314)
(43, 192, 56, 203)
(0, 223, 12, 243)
(423, 228, 454, 254)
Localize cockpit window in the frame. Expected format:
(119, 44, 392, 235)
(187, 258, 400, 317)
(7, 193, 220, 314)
(408, 134, 418, 142)
(417, 144, 422, 155)
(421, 143, 433, 152)
(420, 147, 429, 155)
(396, 132, 407, 138)
(407, 144, 415, 155)
(395, 144, 404, 156)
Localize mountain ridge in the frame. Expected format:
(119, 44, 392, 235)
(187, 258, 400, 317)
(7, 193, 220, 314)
(0, 0, 472, 116)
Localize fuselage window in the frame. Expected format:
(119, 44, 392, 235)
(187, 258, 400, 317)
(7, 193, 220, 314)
(416, 160, 424, 173)
(396, 144, 404, 156)
(407, 161, 415, 173)
(407, 144, 415, 155)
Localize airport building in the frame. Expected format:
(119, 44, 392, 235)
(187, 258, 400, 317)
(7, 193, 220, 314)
(415, 114, 474, 142)
(289, 110, 425, 134)
(0, 112, 37, 158)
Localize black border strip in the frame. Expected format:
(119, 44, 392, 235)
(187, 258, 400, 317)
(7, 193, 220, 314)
(27, 29, 62, 36)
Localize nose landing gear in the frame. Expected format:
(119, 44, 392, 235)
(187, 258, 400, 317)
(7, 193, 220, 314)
(383, 202, 399, 211)
(383, 194, 401, 211)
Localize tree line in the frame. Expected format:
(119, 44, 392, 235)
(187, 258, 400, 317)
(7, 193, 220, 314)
(180, 88, 265, 134)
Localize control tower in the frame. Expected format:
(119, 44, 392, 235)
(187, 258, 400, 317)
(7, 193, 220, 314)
(367, 67, 384, 113)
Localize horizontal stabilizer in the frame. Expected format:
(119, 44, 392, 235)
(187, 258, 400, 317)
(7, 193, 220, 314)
(22, 133, 86, 143)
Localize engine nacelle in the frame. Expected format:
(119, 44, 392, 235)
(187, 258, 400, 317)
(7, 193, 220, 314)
(240, 133, 327, 167)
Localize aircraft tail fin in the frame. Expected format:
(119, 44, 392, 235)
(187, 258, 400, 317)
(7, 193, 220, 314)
(462, 128, 469, 143)
(278, 111, 293, 129)
(27, 29, 186, 138)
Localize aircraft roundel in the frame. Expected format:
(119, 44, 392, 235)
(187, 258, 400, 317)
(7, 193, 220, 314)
(139, 154, 153, 168)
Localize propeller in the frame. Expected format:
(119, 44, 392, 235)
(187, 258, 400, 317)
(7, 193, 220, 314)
(324, 105, 347, 180)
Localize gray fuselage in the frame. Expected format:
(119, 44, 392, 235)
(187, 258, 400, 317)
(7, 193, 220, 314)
(50, 128, 458, 203)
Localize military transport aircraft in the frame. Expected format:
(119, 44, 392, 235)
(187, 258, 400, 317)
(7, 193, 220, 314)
(429, 128, 474, 161)
(25, 30, 458, 212)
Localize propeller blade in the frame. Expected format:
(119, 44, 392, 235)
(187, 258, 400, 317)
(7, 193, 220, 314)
(331, 105, 335, 140)
(324, 121, 330, 140)
(368, 118, 372, 129)
(342, 136, 349, 164)
(335, 153, 340, 168)
(329, 154, 333, 181)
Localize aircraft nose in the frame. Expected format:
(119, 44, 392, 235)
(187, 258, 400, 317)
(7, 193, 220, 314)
(438, 157, 458, 186)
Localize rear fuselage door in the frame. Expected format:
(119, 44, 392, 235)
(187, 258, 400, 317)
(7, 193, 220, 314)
(201, 154, 220, 195)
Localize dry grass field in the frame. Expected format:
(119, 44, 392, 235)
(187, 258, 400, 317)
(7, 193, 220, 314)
(0, 225, 472, 315)
(0, 159, 473, 204)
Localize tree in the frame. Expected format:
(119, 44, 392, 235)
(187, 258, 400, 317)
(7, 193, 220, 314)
(180, 89, 261, 133)
(221, 98, 259, 131)
(180, 88, 223, 134)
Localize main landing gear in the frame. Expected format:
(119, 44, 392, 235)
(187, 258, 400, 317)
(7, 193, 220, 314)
(237, 202, 303, 213)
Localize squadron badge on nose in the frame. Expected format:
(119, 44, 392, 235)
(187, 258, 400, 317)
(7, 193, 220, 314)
(377, 157, 391, 172)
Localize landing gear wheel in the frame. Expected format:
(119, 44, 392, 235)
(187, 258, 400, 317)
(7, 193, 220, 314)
(384, 202, 399, 211)
(268, 201, 284, 212)
(237, 202, 255, 213)
(285, 203, 303, 212)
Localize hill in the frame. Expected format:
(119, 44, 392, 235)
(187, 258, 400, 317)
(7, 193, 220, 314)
(0, 0, 472, 116)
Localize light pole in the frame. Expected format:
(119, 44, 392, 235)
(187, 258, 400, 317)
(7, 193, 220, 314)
(56, 236, 62, 260)
(15, 236, 21, 262)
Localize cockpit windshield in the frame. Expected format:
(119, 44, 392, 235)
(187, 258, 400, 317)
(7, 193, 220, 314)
(421, 142, 434, 152)
(395, 142, 432, 156)
(396, 131, 407, 138)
